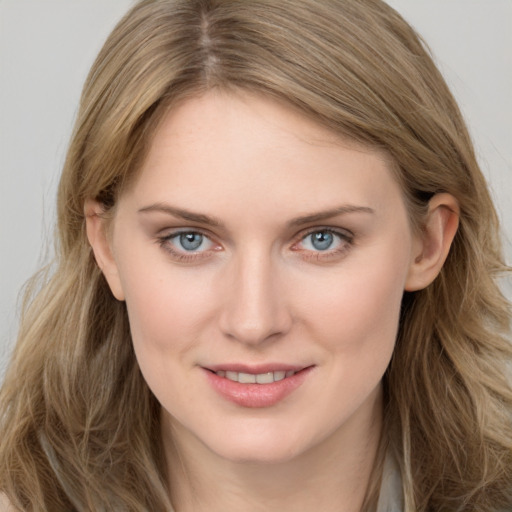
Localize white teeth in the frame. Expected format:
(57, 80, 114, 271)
(238, 372, 256, 384)
(226, 371, 238, 381)
(273, 371, 286, 382)
(256, 372, 274, 384)
(217, 370, 296, 383)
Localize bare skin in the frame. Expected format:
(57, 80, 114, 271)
(162, 386, 382, 511)
(86, 91, 459, 511)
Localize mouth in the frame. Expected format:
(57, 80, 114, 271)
(203, 365, 314, 408)
(212, 369, 298, 384)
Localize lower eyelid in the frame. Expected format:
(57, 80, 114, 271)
(158, 240, 213, 262)
(301, 247, 350, 263)
(298, 244, 352, 263)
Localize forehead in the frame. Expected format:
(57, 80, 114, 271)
(121, 91, 404, 223)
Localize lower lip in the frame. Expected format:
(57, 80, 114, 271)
(204, 367, 313, 408)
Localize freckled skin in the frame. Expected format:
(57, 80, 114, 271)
(106, 91, 418, 497)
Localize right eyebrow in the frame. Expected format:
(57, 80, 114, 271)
(287, 205, 375, 227)
(137, 202, 224, 228)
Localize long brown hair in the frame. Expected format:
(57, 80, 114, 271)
(1, 1, 511, 510)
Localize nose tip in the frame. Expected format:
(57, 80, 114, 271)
(223, 321, 282, 346)
(218, 256, 292, 346)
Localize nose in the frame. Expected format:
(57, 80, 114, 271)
(218, 248, 292, 346)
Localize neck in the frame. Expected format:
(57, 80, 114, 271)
(163, 388, 383, 512)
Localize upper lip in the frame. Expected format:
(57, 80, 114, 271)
(204, 363, 311, 374)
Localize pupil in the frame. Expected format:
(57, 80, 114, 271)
(312, 232, 333, 251)
(180, 233, 203, 251)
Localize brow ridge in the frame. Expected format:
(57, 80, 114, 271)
(288, 205, 374, 227)
(138, 203, 223, 227)
(138, 202, 374, 228)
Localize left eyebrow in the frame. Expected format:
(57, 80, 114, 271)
(137, 203, 224, 228)
(287, 205, 375, 227)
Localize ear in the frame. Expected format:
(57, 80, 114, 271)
(84, 199, 125, 301)
(405, 193, 460, 292)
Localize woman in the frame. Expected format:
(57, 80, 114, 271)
(1, 0, 511, 510)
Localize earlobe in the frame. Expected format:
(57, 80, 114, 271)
(84, 199, 125, 301)
(405, 193, 460, 292)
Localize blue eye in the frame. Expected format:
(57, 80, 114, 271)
(309, 231, 334, 251)
(157, 230, 219, 262)
(178, 232, 204, 251)
(297, 229, 351, 255)
(163, 231, 215, 253)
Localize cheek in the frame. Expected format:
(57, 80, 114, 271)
(118, 257, 220, 414)
(116, 247, 218, 361)
(295, 244, 409, 359)
(291, 245, 409, 424)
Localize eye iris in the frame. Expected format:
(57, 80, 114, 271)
(179, 233, 203, 251)
(311, 231, 334, 251)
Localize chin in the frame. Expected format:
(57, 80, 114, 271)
(216, 444, 304, 465)
(203, 423, 314, 465)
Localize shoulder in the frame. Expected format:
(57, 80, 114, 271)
(0, 493, 17, 512)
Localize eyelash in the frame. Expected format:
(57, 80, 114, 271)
(156, 227, 354, 263)
(156, 230, 219, 262)
(291, 227, 354, 261)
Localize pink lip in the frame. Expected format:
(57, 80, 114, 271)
(206, 363, 306, 374)
(203, 365, 314, 408)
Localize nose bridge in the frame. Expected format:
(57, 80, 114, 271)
(219, 244, 290, 345)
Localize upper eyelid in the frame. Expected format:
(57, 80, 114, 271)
(159, 227, 216, 241)
(148, 216, 230, 240)
(162, 230, 217, 246)
(295, 226, 354, 241)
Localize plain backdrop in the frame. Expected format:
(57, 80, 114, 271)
(1, 0, 511, 379)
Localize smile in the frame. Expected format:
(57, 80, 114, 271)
(215, 370, 297, 384)
(204, 366, 313, 408)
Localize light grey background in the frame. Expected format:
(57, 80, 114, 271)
(1, 1, 511, 379)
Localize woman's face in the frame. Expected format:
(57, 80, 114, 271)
(102, 91, 420, 463)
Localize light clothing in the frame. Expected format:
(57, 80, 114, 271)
(376, 454, 404, 512)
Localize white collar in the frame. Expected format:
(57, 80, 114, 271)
(376, 453, 404, 512)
